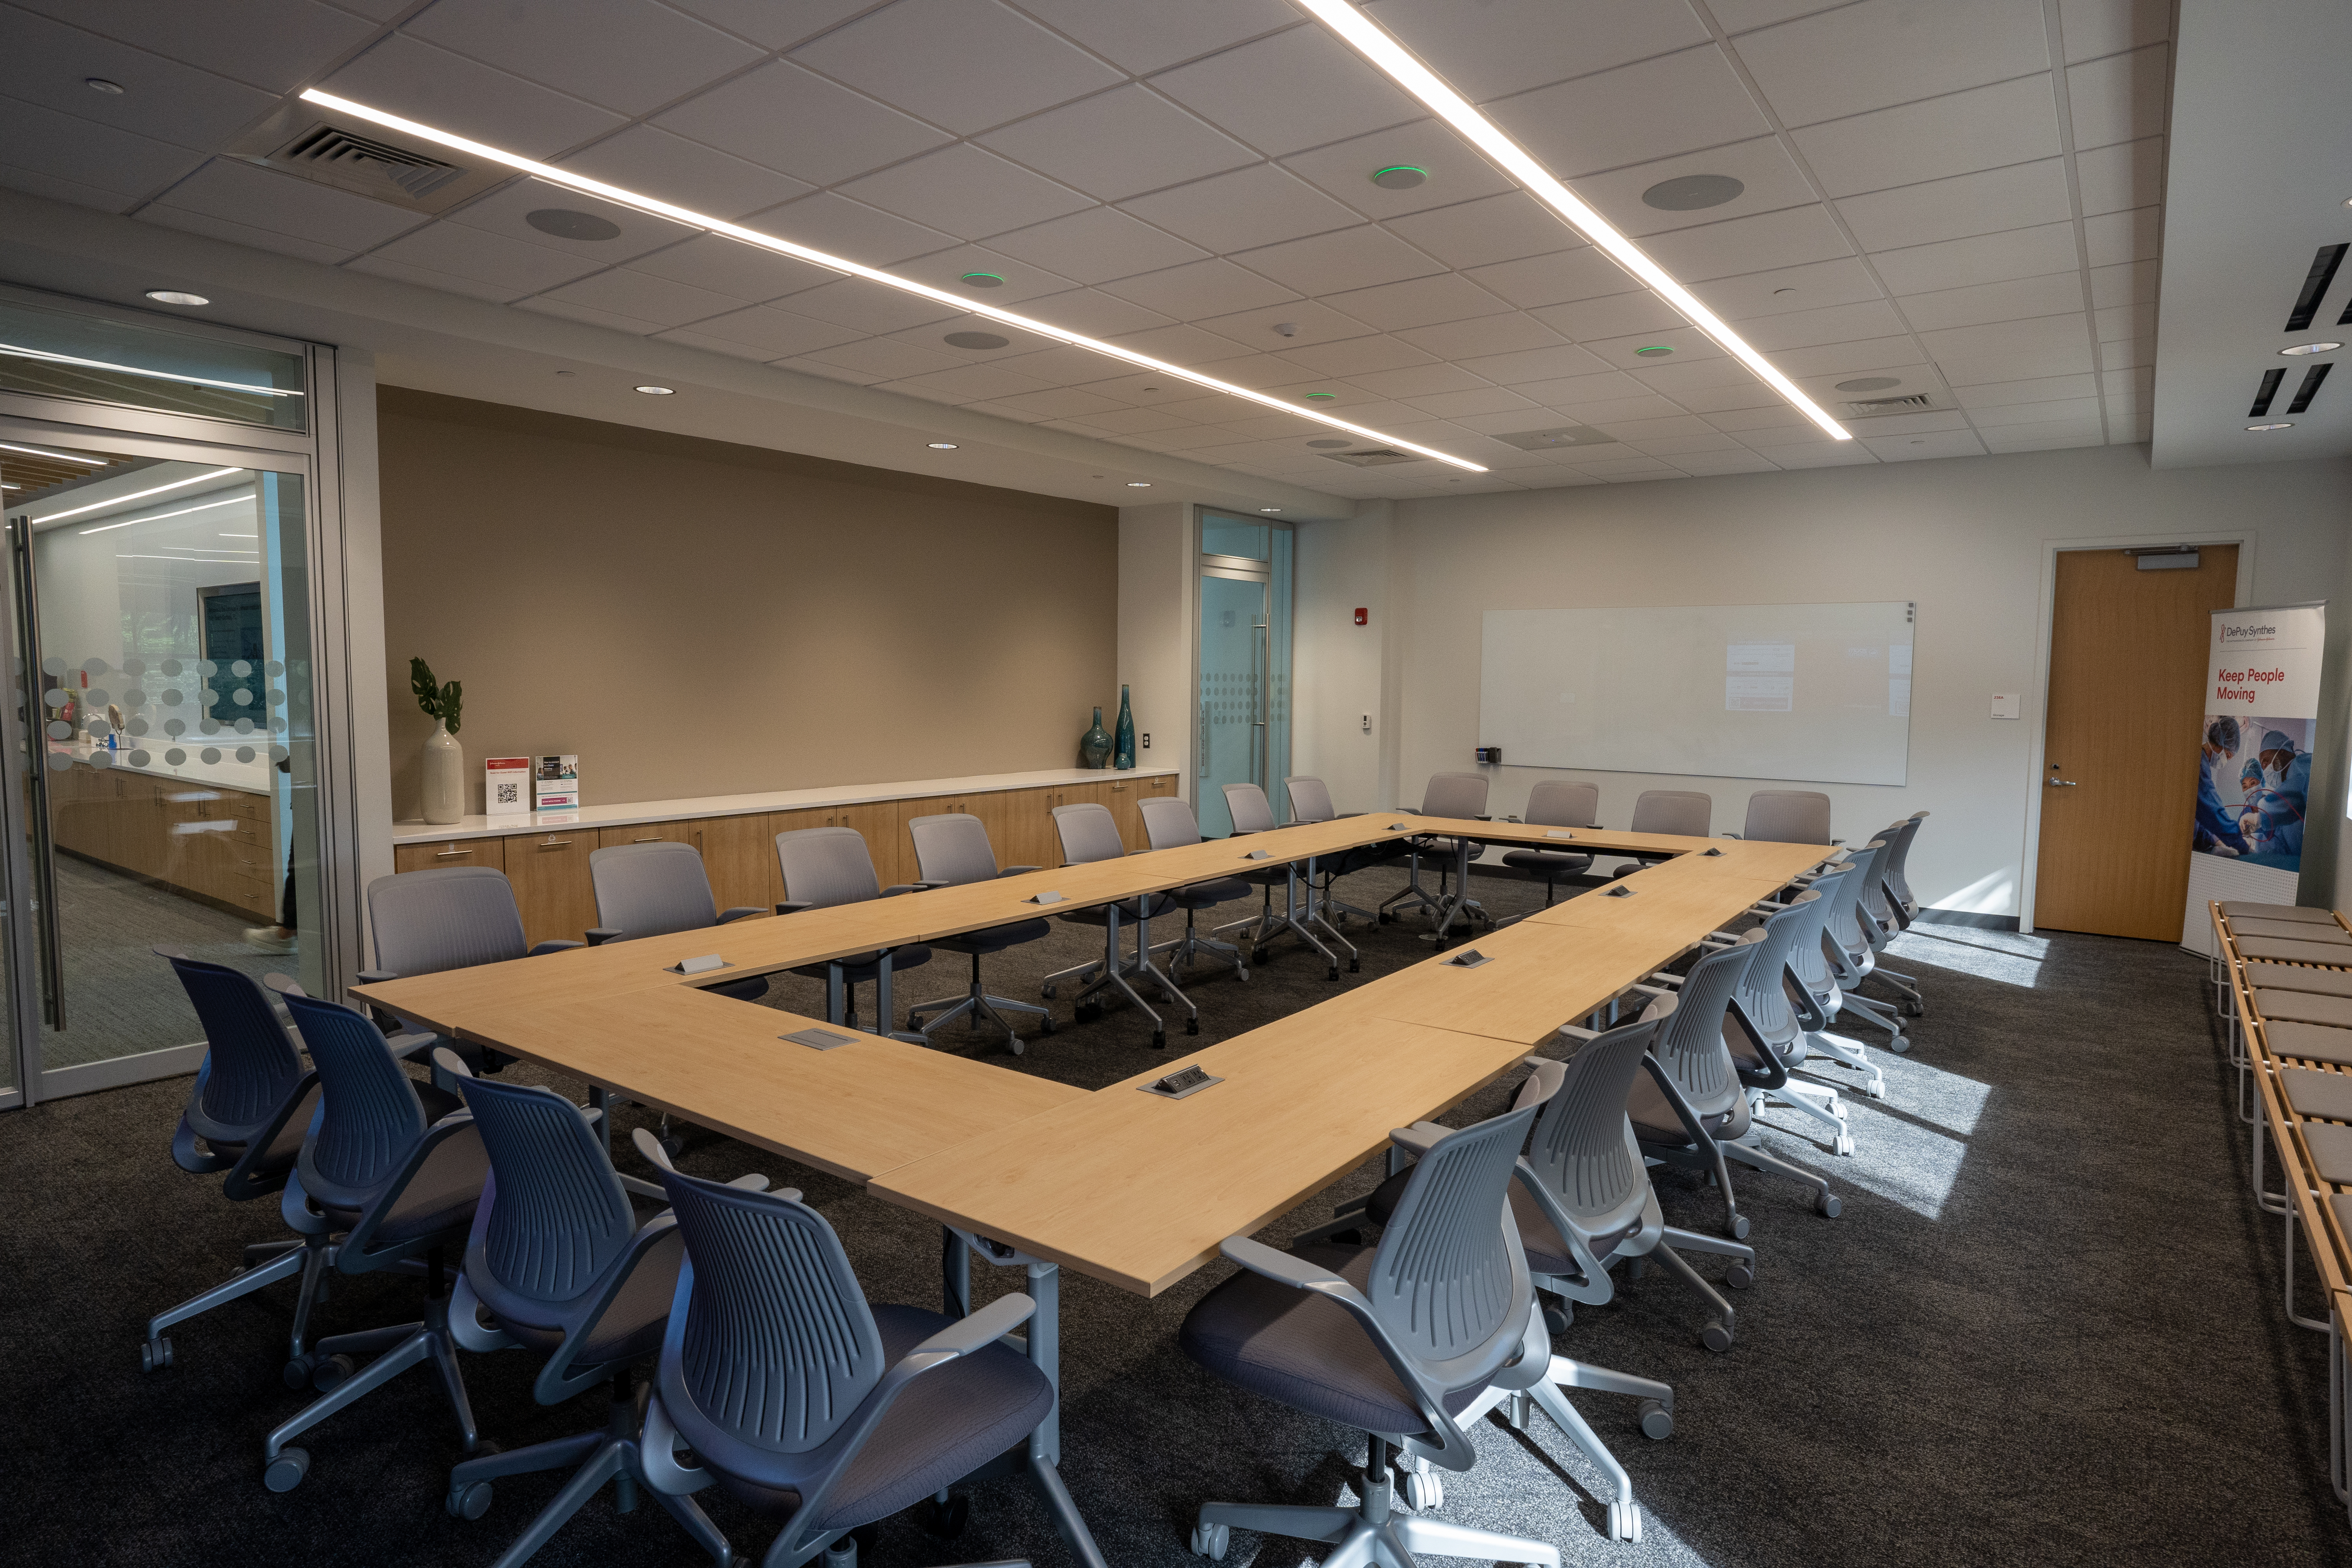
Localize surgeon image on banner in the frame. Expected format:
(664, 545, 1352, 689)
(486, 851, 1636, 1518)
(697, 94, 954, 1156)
(2197, 716, 2311, 869)
(2183, 603, 2325, 951)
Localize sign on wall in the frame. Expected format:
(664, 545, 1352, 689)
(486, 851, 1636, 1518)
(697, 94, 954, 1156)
(2183, 601, 2326, 949)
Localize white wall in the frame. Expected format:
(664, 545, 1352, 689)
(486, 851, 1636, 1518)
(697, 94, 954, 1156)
(1292, 501, 1398, 816)
(1117, 502, 1194, 800)
(1296, 445, 2352, 922)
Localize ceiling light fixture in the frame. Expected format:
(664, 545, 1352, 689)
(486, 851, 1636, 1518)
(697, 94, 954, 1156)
(40, 468, 243, 527)
(2279, 342, 2341, 356)
(86, 78, 123, 95)
(1259, 507, 1282, 513)
(1126, 481, 1152, 487)
(0, 441, 107, 465)
(1292, 0, 1851, 441)
(77, 490, 254, 534)
(634, 385, 675, 395)
(297, 88, 1488, 473)
(2248, 422, 2296, 431)
(143, 289, 209, 307)
(927, 442, 958, 449)
(960, 272, 1004, 288)
(1370, 165, 1428, 190)
(0, 344, 298, 399)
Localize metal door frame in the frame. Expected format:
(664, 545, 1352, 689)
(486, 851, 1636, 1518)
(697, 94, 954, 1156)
(1192, 510, 1295, 826)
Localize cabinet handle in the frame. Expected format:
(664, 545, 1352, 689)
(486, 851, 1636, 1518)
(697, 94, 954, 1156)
(539, 837, 572, 848)
(435, 847, 472, 858)
(633, 835, 665, 843)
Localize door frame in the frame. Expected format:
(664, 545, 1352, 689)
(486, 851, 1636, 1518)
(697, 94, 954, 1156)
(2016, 528, 2257, 934)
(1191, 510, 1295, 828)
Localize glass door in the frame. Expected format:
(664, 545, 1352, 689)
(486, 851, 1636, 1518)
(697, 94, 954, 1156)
(1196, 515, 1294, 837)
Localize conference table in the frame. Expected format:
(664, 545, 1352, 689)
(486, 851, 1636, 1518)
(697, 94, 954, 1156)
(352, 814, 1834, 1568)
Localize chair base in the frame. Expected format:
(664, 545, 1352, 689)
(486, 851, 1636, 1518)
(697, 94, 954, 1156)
(909, 953, 1050, 1051)
(144, 1232, 334, 1380)
(1802, 1029, 1888, 1099)
(1757, 1079, 1854, 1157)
(262, 1286, 477, 1492)
(1192, 1444, 1573, 1565)
(1045, 913, 1196, 1047)
(1149, 907, 1249, 984)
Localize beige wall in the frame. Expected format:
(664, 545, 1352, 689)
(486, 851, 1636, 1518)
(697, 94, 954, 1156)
(379, 390, 1117, 817)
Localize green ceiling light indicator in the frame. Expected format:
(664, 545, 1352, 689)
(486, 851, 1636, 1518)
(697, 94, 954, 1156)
(1370, 165, 1428, 190)
(1634, 345, 1675, 358)
(1303, 391, 1338, 400)
(960, 272, 1005, 288)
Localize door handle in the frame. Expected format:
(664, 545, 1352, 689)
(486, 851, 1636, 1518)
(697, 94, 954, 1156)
(10, 513, 64, 1031)
(2045, 778, 2078, 787)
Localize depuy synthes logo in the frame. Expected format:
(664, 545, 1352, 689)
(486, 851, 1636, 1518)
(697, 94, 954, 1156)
(2221, 623, 2278, 641)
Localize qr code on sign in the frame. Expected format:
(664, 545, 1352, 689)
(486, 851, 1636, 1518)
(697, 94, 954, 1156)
(495, 781, 521, 804)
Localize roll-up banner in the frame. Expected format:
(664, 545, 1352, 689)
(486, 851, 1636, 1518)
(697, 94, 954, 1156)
(2181, 601, 2326, 953)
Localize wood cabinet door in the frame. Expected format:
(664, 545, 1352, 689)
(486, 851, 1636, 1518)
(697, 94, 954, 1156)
(393, 837, 506, 875)
(836, 799, 911, 888)
(1107, 775, 1146, 852)
(597, 821, 691, 852)
(684, 814, 772, 914)
(505, 829, 599, 948)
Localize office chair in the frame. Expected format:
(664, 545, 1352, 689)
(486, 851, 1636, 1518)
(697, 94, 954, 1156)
(1771, 874, 1890, 1100)
(433, 1058, 733, 1566)
(1632, 942, 1843, 1233)
(903, 812, 1053, 1051)
(1041, 802, 1194, 1046)
(636, 1153, 1054, 1568)
(1137, 794, 1252, 984)
(586, 840, 770, 1003)
(774, 826, 933, 1038)
(1283, 775, 1385, 927)
(1814, 839, 1911, 1049)
(363, 866, 586, 1094)
(1849, 835, 1927, 1017)
(1721, 899, 1855, 1156)
(1608, 788, 1713, 877)
(261, 987, 494, 1494)
(1880, 811, 1929, 925)
(1214, 781, 1342, 976)
(1377, 772, 1492, 933)
(143, 951, 326, 1380)
(1180, 1103, 1605, 1552)
(1734, 789, 1833, 845)
(1497, 779, 1602, 910)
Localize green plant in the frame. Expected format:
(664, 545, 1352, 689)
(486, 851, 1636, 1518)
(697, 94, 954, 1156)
(410, 657, 463, 736)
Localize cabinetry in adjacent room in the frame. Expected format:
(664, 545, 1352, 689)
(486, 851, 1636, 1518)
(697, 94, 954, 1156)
(51, 761, 278, 921)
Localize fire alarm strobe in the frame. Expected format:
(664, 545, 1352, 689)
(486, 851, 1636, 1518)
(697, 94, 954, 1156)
(1353, 607, 1368, 625)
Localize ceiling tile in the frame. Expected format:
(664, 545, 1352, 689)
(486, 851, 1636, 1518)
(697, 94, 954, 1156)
(1709, 0, 1849, 30)
(991, 345, 1123, 385)
(1693, 256, 1886, 319)
(325, 35, 624, 158)
(987, 206, 1207, 285)
(1581, 327, 1724, 370)
(1149, 26, 1423, 158)
(1231, 226, 1447, 296)
(1492, 46, 1769, 177)
(1529, 291, 1687, 341)
(1383, 192, 1579, 271)
(1321, 273, 1515, 331)
(1917, 315, 2096, 382)
(514, 294, 664, 334)
(1897, 270, 2085, 332)
(1509, 367, 1649, 402)
(1120, 164, 1364, 253)
(1622, 430, 1750, 455)
(450, 176, 699, 263)
(0, 7, 279, 151)
(1665, 380, 1784, 413)
(1708, 403, 1816, 433)
(139, 205, 356, 265)
(1869, 221, 2080, 294)
(1100, 258, 1298, 318)
(1395, 313, 1568, 359)
(793, 0, 1122, 134)
(664, 0, 875, 49)
(1622, 356, 1759, 395)
(883, 362, 1056, 402)
(979, 85, 1257, 202)
(784, 356, 888, 385)
(1020, 287, 1176, 336)
(785, 277, 965, 334)
(1791, 361, 1940, 400)
(1770, 336, 1926, 377)
(991, 385, 1127, 418)
(1832, 409, 1972, 436)
(1733, 0, 2051, 127)
(1951, 372, 2098, 405)
(1006, 0, 1295, 74)
(1070, 371, 1225, 404)
(1835, 158, 2071, 252)
(800, 336, 969, 379)
(2100, 363, 2153, 397)
(758, 191, 957, 265)
(1752, 440, 1878, 466)
(557, 127, 815, 221)
(2087, 259, 2155, 309)
(2064, 44, 2169, 151)
(1065, 406, 1201, 434)
(1108, 323, 1259, 364)
(536, 266, 748, 327)
(1455, 343, 1615, 385)
(2073, 136, 2163, 218)
(2097, 334, 2152, 371)
(1861, 428, 1989, 461)
(655, 60, 950, 185)
(1643, 205, 1853, 281)
(1593, 414, 1720, 441)
(1463, 249, 1637, 310)
(365, 221, 606, 294)
(1794, 75, 2061, 198)
(657, 303, 866, 357)
(1369, 0, 1711, 103)
(835, 144, 1091, 241)
(343, 253, 519, 303)
(0, 94, 206, 203)
(1280, 120, 1520, 221)
(1671, 450, 1783, 474)
(2092, 300, 2154, 341)
(2082, 204, 2159, 267)
(1343, 363, 1493, 398)
(1276, 335, 1441, 376)
(1968, 395, 2105, 426)
(884, 243, 1077, 303)
(1734, 299, 1908, 350)
(1981, 419, 2105, 452)
(1404, 387, 1540, 418)
(2056, 0, 2170, 63)
(1569, 136, 1826, 240)
(149, 158, 421, 254)
(627, 235, 842, 303)
(888, 314, 1097, 360)
(14, 0, 374, 94)
(1191, 303, 1372, 355)
(407, 0, 764, 116)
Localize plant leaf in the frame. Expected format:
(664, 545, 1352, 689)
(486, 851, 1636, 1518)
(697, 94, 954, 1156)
(409, 656, 439, 720)
(441, 680, 463, 737)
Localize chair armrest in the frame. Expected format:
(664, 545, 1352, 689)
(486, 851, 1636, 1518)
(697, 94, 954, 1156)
(339, 1114, 479, 1269)
(529, 939, 584, 955)
(1646, 971, 1686, 987)
(619, 1173, 670, 1202)
(729, 1173, 778, 1193)
(353, 969, 396, 986)
(1722, 832, 1741, 839)
(715, 906, 765, 924)
(880, 883, 923, 897)
(775, 900, 812, 915)
(537, 1215, 683, 1402)
(1557, 1023, 1599, 1042)
(998, 865, 1043, 877)
(908, 1290, 1036, 1359)
(1387, 1121, 1448, 1157)
(641, 1391, 715, 1497)
(1221, 1235, 1362, 1298)
(584, 927, 623, 946)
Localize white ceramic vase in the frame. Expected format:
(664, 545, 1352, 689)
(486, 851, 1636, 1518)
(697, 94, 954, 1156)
(421, 719, 464, 824)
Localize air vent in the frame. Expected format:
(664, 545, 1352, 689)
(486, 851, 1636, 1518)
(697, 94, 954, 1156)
(2250, 367, 2287, 417)
(1842, 393, 1936, 415)
(2286, 361, 2333, 414)
(282, 126, 462, 199)
(1323, 448, 1421, 467)
(2286, 243, 2348, 332)
(227, 108, 508, 214)
(1492, 424, 1617, 451)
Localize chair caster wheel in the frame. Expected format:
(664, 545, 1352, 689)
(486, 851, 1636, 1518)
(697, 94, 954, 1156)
(1815, 1191, 1842, 1218)
(917, 1493, 969, 1538)
(1833, 1134, 1855, 1158)
(1890, 1035, 1912, 1054)
(1191, 1521, 1230, 1560)
(1638, 1397, 1675, 1438)
(1326, 966, 1339, 982)
(281, 1353, 314, 1390)
(1730, 1214, 1751, 1240)
(1237, 967, 1251, 983)
(1904, 1000, 1925, 1017)
(1348, 960, 1360, 973)
(1700, 1320, 1734, 1354)
(263, 1447, 310, 1493)
(447, 1479, 494, 1520)
(1007, 1036, 1026, 1056)
(1608, 1501, 1641, 1543)
(1074, 1002, 1101, 1024)
(1542, 1303, 1573, 1334)
(141, 1336, 174, 1372)
(1185, 1018, 1199, 1035)
(659, 1135, 685, 1161)
(1401, 1467, 1443, 1511)
(1151, 1031, 1167, 1049)
(1041, 985, 1057, 1000)
(1726, 1263, 1755, 1290)
(312, 1353, 357, 1392)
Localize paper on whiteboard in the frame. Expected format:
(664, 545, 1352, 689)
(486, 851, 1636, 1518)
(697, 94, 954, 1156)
(1889, 644, 1913, 677)
(1726, 676, 1793, 711)
(1889, 678, 1911, 717)
(1727, 643, 1795, 673)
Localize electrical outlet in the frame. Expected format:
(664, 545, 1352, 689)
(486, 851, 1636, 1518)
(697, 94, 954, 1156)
(1141, 733, 1151, 748)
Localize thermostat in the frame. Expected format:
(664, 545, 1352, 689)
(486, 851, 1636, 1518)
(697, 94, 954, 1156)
(1474, 746, 1502, 764)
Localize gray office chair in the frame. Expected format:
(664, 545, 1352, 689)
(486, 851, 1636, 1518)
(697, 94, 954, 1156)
(1180, 1102, 1592, 1552)
(1880, 811, 1928, 924)
(1609, 789, 1713, 877)
(774, 827, 933, 1038)
(1137, 794, 1251, 984)
(1215, 781, 1341, 976)
(1721, 899, 1854, 1155)
(1497, 779, 1602, 910)
(1378, 771, 1492, 932)
(1849, 835, 1927, 1016)
(144, 952, 326, 1380)
(1735, 789, 1833, 844)
(262, 988, 494, 1494)
(1633, 941, 1842, 1233)
(1815, 838, 1910, 1050)
(637, 1159, 1054, 1568)
(1773, 873, 1890, 1099)
(587, 839, 770, 1003)
(363, 866, 586, 1090)
(903, 812, 1053, 1051)
(1042, 802, 1194, 1047)
(1284, 774, 1385, 928)
(434, 1058, 733, 1566)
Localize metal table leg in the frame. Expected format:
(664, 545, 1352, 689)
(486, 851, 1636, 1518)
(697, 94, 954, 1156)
(1431, 836, 1476, 947)
(1302, 851, 1360, 973)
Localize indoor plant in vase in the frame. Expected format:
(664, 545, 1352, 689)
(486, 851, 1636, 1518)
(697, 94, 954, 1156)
(411, 657, 466, 824)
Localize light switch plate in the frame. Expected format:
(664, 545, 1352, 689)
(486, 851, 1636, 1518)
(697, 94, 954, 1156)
(1990, 693, 2020, 720)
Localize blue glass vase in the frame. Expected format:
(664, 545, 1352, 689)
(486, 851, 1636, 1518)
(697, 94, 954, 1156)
(1078, 706, 1112, 769)
(1113, 684, 1136, 769)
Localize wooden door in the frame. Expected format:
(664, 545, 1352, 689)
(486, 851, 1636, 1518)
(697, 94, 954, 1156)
(505, 829, 599, 947)
(2033, 544, 2238, 939)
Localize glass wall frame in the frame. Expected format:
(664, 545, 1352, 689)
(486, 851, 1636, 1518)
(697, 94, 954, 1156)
(1192, 510, 1295, 839)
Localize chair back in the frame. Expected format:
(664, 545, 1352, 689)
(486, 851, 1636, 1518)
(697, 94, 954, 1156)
(1742, 789, 1831, 844)
(1784, 879, 1840, 999)
(1648, 943, 1751, 1117)
(775, 826, 881, 909)
(1883, 813, 1926, 907)
(1855, 836, 1900, 935)
(907, 813, 1000, 886)
(1523, 780, 1599, 829)
(1522, 1017, 1658, 1239)
(590, 840, 719, 939)
(1821, 844, 1878, 963)
(1368, 1102, 1538, 1390)
(1419, 772, 1488, 819)
(1052, 802, 1127, 866)
(1630, 789, 1711, 836)
(1221, 781, 1276, 833)
(456, 1071, 635, 1309)
(367, 866, 527, 976)
(657, 1170, 886, 1458)
(1285, 776, 1337, 824)
(282, 991, 432, 1208)
(167, 954, 305, 1143)
(1138, 794, 1204, 851)
(1732, 898, 1809, 1046)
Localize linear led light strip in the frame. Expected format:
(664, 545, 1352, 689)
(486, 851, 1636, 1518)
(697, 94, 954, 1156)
(301, 90, 1487, 473)
(1296, 0, 1852, 442)
(33, 467, 244, 526)
(0, 345, 302, 399)
(78, 490, 254, 535)
(0, 441, 109, 465)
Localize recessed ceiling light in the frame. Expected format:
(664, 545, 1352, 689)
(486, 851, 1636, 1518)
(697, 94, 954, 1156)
(2248, 422, 2296, 431)
(1126, 481, 1152, 487)
(1634, 345, 1674, 358)
(959, 272, 1004, 288)
(143, 289, 209, 307)
(1292, 0, 1850, 442)
(2280, 342, 2341, 356)
(86, 78, 123, 95)
(1641, 173, 1743, 211)
(1303, 391, 1338, 399)
(299, 88, 1488, 474)
(927, 442, 958, 449)
(0, 441, 106, 465)
(1370, 165, 1428, 190)
(526, 208, 621, 241)
(1259, 507, 1282, 513)
(634, 385, 674, 395)
(944, 331, 1009, 350)
(1836, 376, 1901, 392)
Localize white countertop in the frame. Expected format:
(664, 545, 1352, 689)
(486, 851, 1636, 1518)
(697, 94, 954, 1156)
(392, 765, 1182, 846)
(55, 741, 273, 796)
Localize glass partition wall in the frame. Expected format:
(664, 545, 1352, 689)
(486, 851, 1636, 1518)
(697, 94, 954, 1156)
(1195, 513, 1294, 838)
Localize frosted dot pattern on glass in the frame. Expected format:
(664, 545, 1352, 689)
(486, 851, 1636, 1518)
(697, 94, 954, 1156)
(45, 721, 68, 740)
(129, 750, 149, 767)
(42, 690, 66, 709)
(123, 658, 144, 676)
(165, 748, 186, 766)
(86, 688, 109, 706)
(160, 660, 182, 677)
(82, 657, 107, 675)
(161, 688, 182, 706)
(232, 690, 251, 706)
(200, 747, 221, 764)
(41, 656, 64, 676)
(90, 750, 112, 769)
(235, 746, 255, 762)
(45, 753, 70, 771)
(231, 660, 251, 677)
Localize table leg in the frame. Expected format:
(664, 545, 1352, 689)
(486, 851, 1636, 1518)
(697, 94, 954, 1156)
(1272, 862, 1339, 978)
(1302, 852, 1359, 972)
(876, 949, 893, 1035)
(1432, 837, 1475, 947)
(825, 962, 845, 1026)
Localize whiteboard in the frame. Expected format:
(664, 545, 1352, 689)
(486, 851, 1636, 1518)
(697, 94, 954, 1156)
(1478, 601, 1915, 787)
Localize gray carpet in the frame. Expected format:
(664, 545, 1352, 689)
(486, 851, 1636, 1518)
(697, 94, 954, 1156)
(2, 864, 2344, 1568)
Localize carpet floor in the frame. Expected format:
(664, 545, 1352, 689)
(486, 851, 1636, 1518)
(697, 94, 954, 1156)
(0, 865, 2342, 1568)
